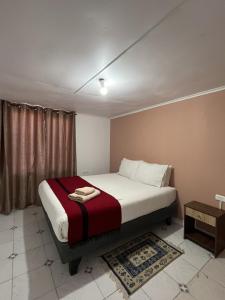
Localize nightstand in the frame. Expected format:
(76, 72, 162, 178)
(184, 201, 225, 257)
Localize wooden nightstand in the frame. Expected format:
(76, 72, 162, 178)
(184, 201, 225, 257)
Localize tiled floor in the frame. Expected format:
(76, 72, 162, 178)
(0, 207, 225, 300)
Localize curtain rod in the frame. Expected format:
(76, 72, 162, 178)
(0, 99, 77, 115)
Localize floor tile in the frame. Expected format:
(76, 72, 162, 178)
(175, 292, 196, 300)
(215, 249, 225, 265)
(91, 258, 118, 297)
(12, 266, 54, 300)
(57, 272, 103, 300)
(14, 233, 43, 254)
(44, 242, 60, 261)
(26, 205, 43, 215)
(152, 223, 182, 239)
(0, 280, 12, 300)
(151, 224, 185, 247)
(165, 228, 184, 246)
(164, 257, 199, 284)
(107, 288, 149, 300)
(13, 246, 46, 277)
(142, 271, 180, 300)
(0, 229, 13, 245)
(37, 217, 49, 229)
(0, 258, 12, 284)
(36, 207, 46, 221)
(202, 258, 225, 287)
(179, 239, 211, 269)
(106, 290, 124, 300)
(14, 221, 39, 240)
(37, 290, 59, 300)
(50, 257, 88, 288)
(14, 209, 37, 226)
(0, 213, 14, 231)
(105, 290, 123, 300)
(0, 241, 13, 259)
(42, 231, 54, 245)
(130, 289, 150, 300)
(188, 272, 225, 300)
(39, 223, 54, 245)
(50, 260, 73, 288)
(3, 211, 225, 300)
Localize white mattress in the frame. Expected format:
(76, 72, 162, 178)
(38, 173, 176, 242)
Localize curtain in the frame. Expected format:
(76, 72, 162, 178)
(0, 100, 76, 214)
(0, 102, 3, 209)
(45, 109, 76, 178)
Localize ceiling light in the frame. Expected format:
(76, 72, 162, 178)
(99, 78, 108, 96)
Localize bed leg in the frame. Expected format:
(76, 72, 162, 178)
(69, 257, 82, 275)
(166, 217, 172, 226)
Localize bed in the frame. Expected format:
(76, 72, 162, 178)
(38, 173, 177, 275)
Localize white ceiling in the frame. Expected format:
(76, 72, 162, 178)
(0, 0, 225, 117)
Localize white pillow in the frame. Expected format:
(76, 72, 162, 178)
(135, 161, 169, 187)
(118, 158, 141, 179)
(161, 165, 172, 187)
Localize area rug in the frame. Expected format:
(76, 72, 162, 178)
(102, 232, 183, 295)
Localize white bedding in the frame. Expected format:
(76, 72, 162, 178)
(38, 173, 176, 242)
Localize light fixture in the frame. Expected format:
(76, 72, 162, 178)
(99, 78, 108, 96)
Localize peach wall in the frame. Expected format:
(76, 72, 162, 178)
(110, 90, 225, 218)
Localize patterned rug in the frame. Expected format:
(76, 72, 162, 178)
(102, 232, 183, 295)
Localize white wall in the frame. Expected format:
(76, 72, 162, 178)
(76, 114, 110, 176)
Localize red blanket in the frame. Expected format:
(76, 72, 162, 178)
(46, 176, 121, 246)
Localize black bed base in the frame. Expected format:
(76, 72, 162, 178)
(43, 201, 177, 275)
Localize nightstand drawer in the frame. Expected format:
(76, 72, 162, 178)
(186, 207, 216, 227)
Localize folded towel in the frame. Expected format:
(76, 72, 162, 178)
(75, 186, 95, 196)
(68, 189, 100, 203)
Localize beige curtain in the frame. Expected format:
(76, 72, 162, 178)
(45, 109, 76, 178)
(0, 100, 76, 214)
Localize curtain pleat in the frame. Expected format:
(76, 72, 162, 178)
(0, 100, 76, 214)
(0, 101, 3, 212)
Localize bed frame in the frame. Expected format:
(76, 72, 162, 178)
(43, 200, 177, 275)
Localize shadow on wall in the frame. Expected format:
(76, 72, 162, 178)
(169, 169, 182, 218)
